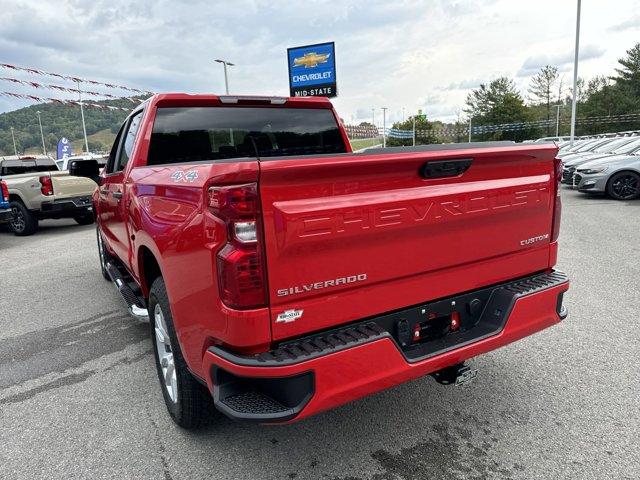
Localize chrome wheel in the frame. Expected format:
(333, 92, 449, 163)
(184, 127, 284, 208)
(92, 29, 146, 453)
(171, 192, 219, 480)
(154, 303, 178, 403)
(10, 206, 25, 232)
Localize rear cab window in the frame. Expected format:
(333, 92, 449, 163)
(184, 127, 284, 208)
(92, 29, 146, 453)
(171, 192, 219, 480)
(147, 106, 347, 165)
(0, 159, 58, 176)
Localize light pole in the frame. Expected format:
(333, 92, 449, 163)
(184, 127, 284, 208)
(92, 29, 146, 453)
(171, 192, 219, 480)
(10, 126, 17, 155)
(412, 115, 416, 147)
(76, 80, 89, 153)
(36, 111, 46, 155)
(371, 108, 376, 133)
(468, 118, 472, 143)
(214, 59, 234, 94)
(569, 0, 581, 146)
(381, 107, 388, 148)
(402, 107, 405, 123)
(555, 105, 562, 136)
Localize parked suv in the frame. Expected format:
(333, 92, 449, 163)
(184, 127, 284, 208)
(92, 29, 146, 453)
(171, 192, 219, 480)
(1, 155, 97, 235)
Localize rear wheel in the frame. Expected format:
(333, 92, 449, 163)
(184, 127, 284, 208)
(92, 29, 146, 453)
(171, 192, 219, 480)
(149, 277, 213, 429)
(607, 171, 640, 200)
(9, 201, 38, 236)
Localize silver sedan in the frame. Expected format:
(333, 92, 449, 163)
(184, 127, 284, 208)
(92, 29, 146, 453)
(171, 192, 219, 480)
(573, 154, 640, 200)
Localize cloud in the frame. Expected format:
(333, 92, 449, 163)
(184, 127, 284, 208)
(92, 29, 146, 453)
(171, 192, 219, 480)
(607, 15, 640, 32)
(517, 45, 606, 77)
(0, 0, 636, 122)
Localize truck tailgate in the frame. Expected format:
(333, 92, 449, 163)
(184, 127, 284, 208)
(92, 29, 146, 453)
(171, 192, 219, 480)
(258, 144, 558, 340)
(49, 171, 97, 199)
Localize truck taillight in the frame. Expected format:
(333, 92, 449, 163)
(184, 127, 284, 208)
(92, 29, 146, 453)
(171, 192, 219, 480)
(208, 183, 267, 309)
(39, 176, 54, 196)
(0, 181, 8, 202)
(551, 157, 562, 242)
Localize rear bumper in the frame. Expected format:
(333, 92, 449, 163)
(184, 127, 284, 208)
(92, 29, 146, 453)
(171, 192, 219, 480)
(0, 208, 11, 223)
(203, 270, 569, 424)
(40, 195, 93, 217)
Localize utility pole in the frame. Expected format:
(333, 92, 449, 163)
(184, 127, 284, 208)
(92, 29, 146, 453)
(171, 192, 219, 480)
(214, 59, 234, 94)
(468, 118, 472, 143)
(10, 126, 17, 155)
(569, 0, 581, 146)
(36, 111, 46, 155)
(555, 105, 562, 136)
(76, 80, 89, 153)
(381, 107, 388, 148)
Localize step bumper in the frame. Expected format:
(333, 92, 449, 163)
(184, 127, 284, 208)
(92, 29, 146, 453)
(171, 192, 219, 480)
(203, 271, 569, 423)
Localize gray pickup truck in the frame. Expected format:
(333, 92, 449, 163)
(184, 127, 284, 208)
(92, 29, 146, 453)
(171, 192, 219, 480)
(1, 155, 97, 235)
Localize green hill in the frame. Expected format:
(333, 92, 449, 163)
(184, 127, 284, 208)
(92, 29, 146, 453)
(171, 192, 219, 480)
(0, 97, 140, 156)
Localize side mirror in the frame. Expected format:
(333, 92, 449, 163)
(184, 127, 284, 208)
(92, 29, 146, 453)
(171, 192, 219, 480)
(69, 159, 101, 184)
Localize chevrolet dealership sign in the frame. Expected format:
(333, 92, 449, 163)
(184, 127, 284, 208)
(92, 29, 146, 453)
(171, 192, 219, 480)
(287, 42, 337, 97)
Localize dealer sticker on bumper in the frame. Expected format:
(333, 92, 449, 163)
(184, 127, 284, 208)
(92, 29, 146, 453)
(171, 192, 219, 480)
(276, 309, 304, 323)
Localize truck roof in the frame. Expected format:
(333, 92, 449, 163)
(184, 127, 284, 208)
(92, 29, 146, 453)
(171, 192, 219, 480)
(147, 93, 334, 109)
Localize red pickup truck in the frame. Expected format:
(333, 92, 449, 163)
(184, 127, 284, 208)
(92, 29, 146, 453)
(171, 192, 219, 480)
(93, 94, 569, 428)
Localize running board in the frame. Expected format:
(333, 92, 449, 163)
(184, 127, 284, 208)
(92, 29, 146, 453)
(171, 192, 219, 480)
(106, 262, 149, 322)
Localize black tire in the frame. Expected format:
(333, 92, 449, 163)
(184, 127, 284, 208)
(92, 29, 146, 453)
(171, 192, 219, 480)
(606, 171, 640, 200)
(9, 200, 38, 236)
(73, 213, 95, 225)
(96, 227, 111, 281)
(149, 277, 213, 429)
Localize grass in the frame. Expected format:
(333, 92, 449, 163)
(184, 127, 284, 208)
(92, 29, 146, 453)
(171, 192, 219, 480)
(349, 137, 382, 151)
(23, 128, 116, 156)
(69, 128, 116, 153)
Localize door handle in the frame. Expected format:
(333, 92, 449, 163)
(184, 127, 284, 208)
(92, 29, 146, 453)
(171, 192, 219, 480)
(99, 188, 109, 196)
(420, 158, 473, 179)
(112, 191, 123, 200)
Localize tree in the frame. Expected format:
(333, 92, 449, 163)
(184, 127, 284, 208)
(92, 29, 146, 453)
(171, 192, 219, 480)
(464, 77, 531, 141)
(385, 115, 437, 147)
(613, 43, 640, 96)
(528, 65, 560, 134)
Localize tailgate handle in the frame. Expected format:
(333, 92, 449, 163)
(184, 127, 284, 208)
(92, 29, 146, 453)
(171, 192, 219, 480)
(420, 158, 472, 179)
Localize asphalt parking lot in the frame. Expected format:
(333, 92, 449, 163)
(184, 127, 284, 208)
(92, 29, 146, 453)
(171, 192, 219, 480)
(0, 188, 638, 480)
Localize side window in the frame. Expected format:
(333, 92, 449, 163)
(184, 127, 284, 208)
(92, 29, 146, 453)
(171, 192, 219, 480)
(113, 111, 143, 173)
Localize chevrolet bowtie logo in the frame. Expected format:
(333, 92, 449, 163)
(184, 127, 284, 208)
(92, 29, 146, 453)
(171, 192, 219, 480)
(293, 52, 330, 68)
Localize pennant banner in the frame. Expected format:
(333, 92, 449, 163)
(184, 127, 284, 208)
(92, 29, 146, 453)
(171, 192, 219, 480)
(0, 91, 132, 111)
(0, 76, 141, 103)
(0, 63, 154, 96)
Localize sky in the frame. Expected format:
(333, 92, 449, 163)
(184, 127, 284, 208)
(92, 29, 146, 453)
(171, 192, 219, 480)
(0, 0, 639, 125)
